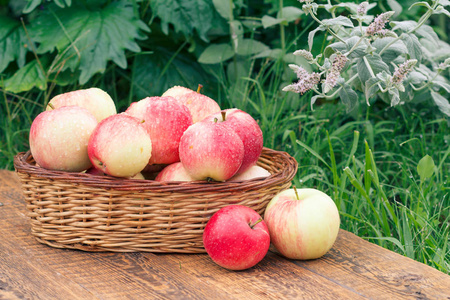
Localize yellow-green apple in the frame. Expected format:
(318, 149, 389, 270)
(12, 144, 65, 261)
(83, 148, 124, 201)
(125, 96, 193, 165)
(85, 167, 145, 180)
(179, 119, 244, 181)
(264, 188, 340, 260)
(204, 109, 263, 174)
(203, 205, 270, 271)
(229, 165, 271, 181)
(87, 113, 152, 178)
(162, 85, 221, 123)
(29, 106, 98, 172)
(154, 162, 194, 182)
(46, 87, 116, 122)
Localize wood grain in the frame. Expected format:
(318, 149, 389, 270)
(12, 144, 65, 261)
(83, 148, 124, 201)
(1, 170, 449, 300)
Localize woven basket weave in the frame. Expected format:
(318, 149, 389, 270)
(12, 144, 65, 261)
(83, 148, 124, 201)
(14, 147, 297, 253)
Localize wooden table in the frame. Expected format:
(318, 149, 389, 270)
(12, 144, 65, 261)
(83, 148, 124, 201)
(1, 170, 449, 299)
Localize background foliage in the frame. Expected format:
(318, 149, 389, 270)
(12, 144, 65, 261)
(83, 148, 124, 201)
(1, 0, 449, 273)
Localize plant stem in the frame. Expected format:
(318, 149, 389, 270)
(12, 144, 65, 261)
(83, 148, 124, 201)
(249, 218, 263, 229)
(308, 9, 346, 43)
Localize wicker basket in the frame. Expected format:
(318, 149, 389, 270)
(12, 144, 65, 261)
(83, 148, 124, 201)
(14, 147, 297, 253)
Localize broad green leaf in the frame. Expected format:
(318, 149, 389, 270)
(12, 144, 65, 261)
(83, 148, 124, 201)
(252, 48, 283, 60)
(365, 77, 381, 105)
(132, 50, 217, 101)
(417, 154, 436, 181)
(212, 0, 232, 20)
(439, 0, 450, 6)
(357, 54, 390, 83)
(3, 60, 46, 93)
(407, 71, 427, 85)
(391, 20, 417, 32)
(373, 37, 408, 63)
(277, 6, 304, 22)
(322, 16, 354, 28)
(261, 15, 283, 28)
(151, 0, 216, 42)
(23, 0, 42, 14)
(0, 16, 28, 73)
(29, 2, 149, 85)
(401, 33, 423, 63)
(409, 1, 432, 10)
(338, 81, 358, 112)
(308, 25, 325, 51)
(198, 43, 234, 64)
(326, 36, 366, 59)
(388, 88, 401, 106)
(416, 25, 440, 47)
(431, 91, 450, 116)
(328, 2, 377, 14)
(236, 39, 269, 56)
(387, 0, 403, 16)
(434, 7, 450, 17)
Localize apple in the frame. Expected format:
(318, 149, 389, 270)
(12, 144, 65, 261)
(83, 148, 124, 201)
(125, 96, 193, 165)
(203, 205, 270, 271)
(203, 109, 263, 174)
(229, 165, 271, 181)
(85, 167, 145, 180)
(162, 85, 221, 123)
(264, 188, 340, 260)
(87, 113, 152, 178)
(154, 162, 194, 182)
(29, 106, 98, 172)
(46, 87, 116, 122)
(179, 118, 244, 181)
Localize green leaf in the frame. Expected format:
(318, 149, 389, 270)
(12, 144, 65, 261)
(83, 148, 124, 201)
(430, 91, 450, 116)
(0, 16, 28, 73)
(53, 0, 72, 8)
(326, 36, 366, 59)
(365, 77, 381, 105)
(198, 43, 234, 64)
(417, 154, 436, 182)
(261, 15, 283, 28)
(416, 25, 440, 47)
(277, 6, 304, 23)
(29, 2, 149, 85)
(23, 0, 42, 14)
(391, 20, 417, 32)
(357, 54, 390, 83)
(322, 16, 354, 28)
(434, 7, 450, 17)
(3, 60, 47, 93)
(409, 2, 432, 10)
(388, 88, 401, 106)
(373, 37, 408, 63)
(338, 81, 358, 112)
(132, 50, 217, 100)
(236, 39, 269, 56)
(151, 0, 216, 42)
(308, 25, 325, 51)
(212, 0, 232, 20)
(439, 0, 450, 6)
(401, 33, 423, 63)
(387, 0, 403, 16)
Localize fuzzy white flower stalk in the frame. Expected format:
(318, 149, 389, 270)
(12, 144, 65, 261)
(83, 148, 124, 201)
(392, 59, 417, 86)
(365, 11, 395, 37)
(357, 2, 369, 16)
(324, 53, 349, 93)
(293, 49, 314, 62)
(283, 64, 321, 95)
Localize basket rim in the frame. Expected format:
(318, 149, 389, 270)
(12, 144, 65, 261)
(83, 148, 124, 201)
(14, 147, 298, 193)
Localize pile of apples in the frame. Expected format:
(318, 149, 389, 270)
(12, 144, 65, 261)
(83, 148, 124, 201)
(28, 86, 341, 272)
(29, 86, 271, 182)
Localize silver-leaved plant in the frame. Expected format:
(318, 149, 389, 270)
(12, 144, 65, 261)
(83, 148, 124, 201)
(283, 0, 450, 116)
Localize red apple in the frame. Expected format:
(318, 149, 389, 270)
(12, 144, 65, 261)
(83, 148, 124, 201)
(154, 162, 194, 182)
(47, 87, 116, 122)
(228, 165, 271, 181)
(179, 119, 244, 181)
(29, 106, 98, 172)
(162, 85, 221, 123)
(87, 113, 152, 178)
(203, 205, 270, 271)
(203, 109, 263, 174)
(264, 188, 340, 260)
(126, 96, 193, 165)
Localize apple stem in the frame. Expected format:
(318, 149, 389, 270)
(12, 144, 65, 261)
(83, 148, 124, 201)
(293, 185, 300, 200)
(221, 111, 226, 122)
(249, 218, 263, 229)
(48, 103, 55, 110)
(197, 84, 203, 94)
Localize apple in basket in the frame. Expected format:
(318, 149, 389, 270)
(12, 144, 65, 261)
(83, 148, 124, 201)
(125, 96, 193, 165)
(162, 85, 221, 123)
(203, 205, 270, 271)
(203, 109, 263, 175)
(29, 105, 98, 172)
(87, 113, 152, 178)
(179, 116, 244, 182)
(154, 162, 194, 182)
(228, 165, 271, 181)
(264, 188, 340, 260)
(46, 87, 117, 122)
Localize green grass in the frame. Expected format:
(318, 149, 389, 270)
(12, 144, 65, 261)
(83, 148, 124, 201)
(1, 45, 449, 276)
